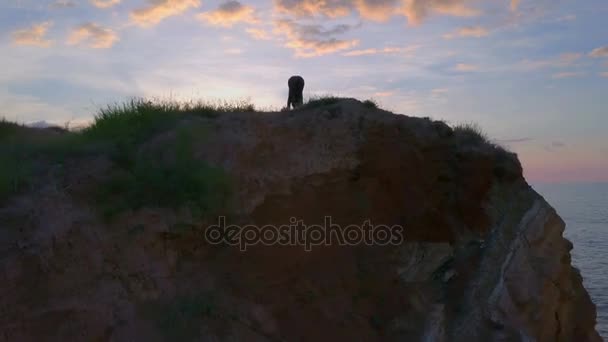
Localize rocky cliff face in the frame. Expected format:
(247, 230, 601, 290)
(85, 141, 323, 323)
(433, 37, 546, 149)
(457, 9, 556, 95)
(0, 99, 600, 341)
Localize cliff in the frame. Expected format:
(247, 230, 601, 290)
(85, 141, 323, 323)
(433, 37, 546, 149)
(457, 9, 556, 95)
(0, 99, 601, 341)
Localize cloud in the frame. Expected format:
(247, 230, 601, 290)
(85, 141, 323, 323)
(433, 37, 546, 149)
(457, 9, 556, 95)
(246, 28, 271, 40)
(354, 0, 400, 21)
(600, 72, 608, 78)
(431, 88, 448, 96)
(91, 0, 120, 8)
(67, 23, 119, 48)
(11, 22, 54, 47)
(519, 53, 582, 70)
(497, 137, 533, 144)
(224, 48, 243, 54)
(510, 0, 520, 11)
(273, 0, 353, 18)
(131, 0, 201, 27)
(589, 46, 608, 58)
(373, 91, 394, 97)
(197, 1, 258, 27)
(342, 45, 417, 56)
(454, 63, 479, 72)
(274, 0, 481, 24)
(274, 19, 359, 57)
(443, 26, 489, 39)
(402, 0, 480, 25)
(551, 71, 583, 79)
(544, 141, 567, 152)
(50, 0, 76, 9)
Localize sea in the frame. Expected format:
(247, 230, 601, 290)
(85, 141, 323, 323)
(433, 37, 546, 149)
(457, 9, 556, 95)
(533, 182, 608, 340)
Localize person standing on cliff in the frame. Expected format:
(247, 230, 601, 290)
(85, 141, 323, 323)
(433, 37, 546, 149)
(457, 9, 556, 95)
(287, 75, 305, 110)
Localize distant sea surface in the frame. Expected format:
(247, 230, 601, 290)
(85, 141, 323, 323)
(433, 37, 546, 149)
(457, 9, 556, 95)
(533, 182, 608, 340)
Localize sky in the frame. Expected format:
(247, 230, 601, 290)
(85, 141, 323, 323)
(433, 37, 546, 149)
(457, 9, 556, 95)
(1, 0, 607, 183)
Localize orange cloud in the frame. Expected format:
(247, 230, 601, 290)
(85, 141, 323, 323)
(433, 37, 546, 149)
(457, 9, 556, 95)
(454, 63, 479, 72)
(402, 0, 480, 25)
(342, 45, 417, 56)
(354, 0, 400, 21)
(274, 19, 359, 57)
(373, 91, 394, 97)
(274, 0, 481, 24)
(589, 46, 608, 58)
(510, 0, 520, 11)
(198, 1, 258, 27)
(12, 22, 54, 47)
(274, 0, 352, 18)
(67, 23, 119, 48)
(131, 0, 201, 27)
(91, 0, 120, 8)
(246, 28, 271, 40)
(443, 26, 489, 39)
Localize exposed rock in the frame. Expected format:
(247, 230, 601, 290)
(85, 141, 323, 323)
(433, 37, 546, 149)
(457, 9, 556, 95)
(0, 99, 600, 341)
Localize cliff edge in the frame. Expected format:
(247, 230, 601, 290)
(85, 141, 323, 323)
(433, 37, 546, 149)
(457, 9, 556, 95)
(0, 98, 600, 341)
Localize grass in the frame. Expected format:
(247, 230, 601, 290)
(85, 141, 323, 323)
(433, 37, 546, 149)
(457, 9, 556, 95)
(82, 98, 255, 143)
(452, 123, 491, 146)
(363, 99, 378, 109)
(299, 96, 380, 111)
(97, 128, 232, 219)
(0, 99, 247, 210)
(0, 118, 26, 139)
(452, 122, 522, 179)
(300, 95, 342, 109)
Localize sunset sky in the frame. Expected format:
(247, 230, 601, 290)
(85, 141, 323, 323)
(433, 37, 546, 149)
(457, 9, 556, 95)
(2, 0, 607, 183)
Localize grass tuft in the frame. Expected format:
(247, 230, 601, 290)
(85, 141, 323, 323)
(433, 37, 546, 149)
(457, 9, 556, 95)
(453, 123, 491, 146)
(83, 98, 255, 143)
(300, 95, 342, 109)
(363, 99, 378, 109)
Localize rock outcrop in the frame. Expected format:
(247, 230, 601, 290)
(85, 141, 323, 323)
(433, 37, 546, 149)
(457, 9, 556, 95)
(0, 99, 600, 341)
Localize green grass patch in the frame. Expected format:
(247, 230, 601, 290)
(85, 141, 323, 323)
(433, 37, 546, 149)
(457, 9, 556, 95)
(97, 128, 232, 219)
(0, 98, 244, 205)
(81, 98, 255, 152)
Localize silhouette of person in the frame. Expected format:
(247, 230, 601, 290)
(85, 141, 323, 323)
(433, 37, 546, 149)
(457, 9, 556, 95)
(287, 76, 305, 110)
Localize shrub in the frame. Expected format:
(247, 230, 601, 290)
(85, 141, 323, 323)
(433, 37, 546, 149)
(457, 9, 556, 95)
(363, 99, 378, 109)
